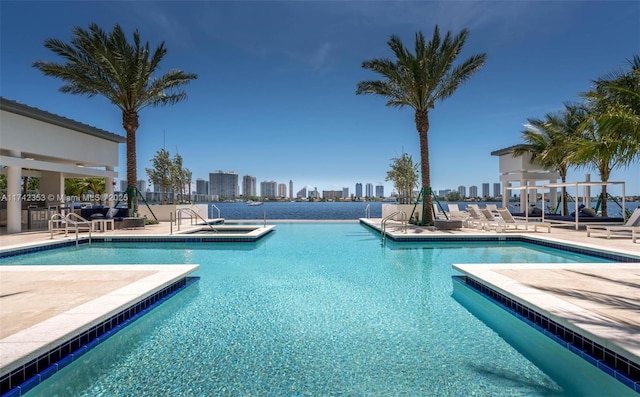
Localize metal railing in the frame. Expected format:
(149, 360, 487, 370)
(210, 204, 221, 219)
(176, 207, 217, 232)
(50, 212, 92, 246)
(365, 204, 370, 218)
(380, 211, 407, 244)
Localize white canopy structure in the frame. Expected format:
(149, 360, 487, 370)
(491, 145, 561, 211)
(0, 97, 125, 233)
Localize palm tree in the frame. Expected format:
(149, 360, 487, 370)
(33, 23, 197, 212)
(584, 55, 640, 165)
(514, 103, 587, 215)
(571, 104, 629, 217)
(574, 57, 640, 217)
(356, 26, 487, 225)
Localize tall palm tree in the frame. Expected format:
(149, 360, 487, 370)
(574, 57, 640, 217)
(584, 55, 640, 165)
(356, 26, 486, 225)
(514, 103, 587, 215)
(33, 23, 197, 212)
(571, 104, 629, 217)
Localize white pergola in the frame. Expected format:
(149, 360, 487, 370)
(491, 145, 561, 210)
(0, 97, 125, 233)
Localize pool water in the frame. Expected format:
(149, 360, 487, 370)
(6, 223, 631, 396)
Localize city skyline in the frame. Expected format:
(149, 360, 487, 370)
(123, 174, 513, 200)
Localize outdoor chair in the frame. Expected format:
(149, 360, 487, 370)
(496, 208, 552, 233)
(586, 207, 640, 239)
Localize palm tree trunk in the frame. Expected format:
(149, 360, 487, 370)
(601, 184, 608, 217)
(600, 166, 610, 217)
(415, 110, 433, 225)
(123, 111, 139, 214)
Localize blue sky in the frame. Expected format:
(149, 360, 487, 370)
(1, 1, 639, 196)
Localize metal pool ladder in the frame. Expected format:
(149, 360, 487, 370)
(176, 207, 218, 232)
(380, 211, 407, 244)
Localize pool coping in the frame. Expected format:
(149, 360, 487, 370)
(0, 264, 200, 395)
(452, 263, 640, 393)
(0, 227, 276, 259)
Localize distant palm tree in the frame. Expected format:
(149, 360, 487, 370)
(356, 26, 486, 225)
(33, 23, 197, 212)
(514, 103, 587, 214)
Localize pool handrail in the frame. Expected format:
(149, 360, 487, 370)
(176, 207, 218, 232)
(381, 211, 407, 244)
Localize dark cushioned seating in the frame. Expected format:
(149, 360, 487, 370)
(545, 214, 624, 223)
(80, 207, 129, 222)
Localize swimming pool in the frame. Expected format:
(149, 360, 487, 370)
(2, 223, 635, 396)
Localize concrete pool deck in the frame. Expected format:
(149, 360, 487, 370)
(0, 218, 639, 391)
(0, 264, 199, 382)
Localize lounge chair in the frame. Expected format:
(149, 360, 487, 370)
(485, 203, 499, 214)
(433, 203, 447, 219)
(586, 207, 640, 239)
(466, 206, 486, 229)
(496, 208, 552, 233)
(447, 204, 468, 221)
(479, 208, 505, 232)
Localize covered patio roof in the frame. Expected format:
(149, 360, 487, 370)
(0, 97, 126, 233)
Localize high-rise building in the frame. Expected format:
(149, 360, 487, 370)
(289, 180, 293, 200)
(322, 190, 342, 200)
(209, 171, 238, 199)
(469, 185, 478, 198)
(260, 180, 278, 198)
(482, 183, 490, 198)
(375, 185, 384, 198)
(342, 187, 349, 198)
(136, 179, 146, 193)
(365, 183, 373, 198)
(458, 185, 466, 197)
(119, 180, 127, 192)
(242, 175, 257, 197)
(308, 187, 319, 199)
(278, 183, 287, 197)
(296, 186, 307, 199)
(493, 183, 501, 198)
(355, 183, 363, 198)
(195, 178, 208, 195)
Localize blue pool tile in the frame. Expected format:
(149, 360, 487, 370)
(39, 365, 57, 382)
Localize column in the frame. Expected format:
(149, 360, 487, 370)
(549, 180, 558, 214)
(6, 151, 22, 233)
(106, 167, 114, 207)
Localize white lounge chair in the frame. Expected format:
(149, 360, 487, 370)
(466, 203, 480, 211)
(496, 208, 552, 233)
(480, 208, 504, 232)
(485, 203, 499, 214)
(586, 207, 640, 239)
(447, 204, 468, 221)
(466, 206, 486, 229)
(433, 203, 447, 219)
